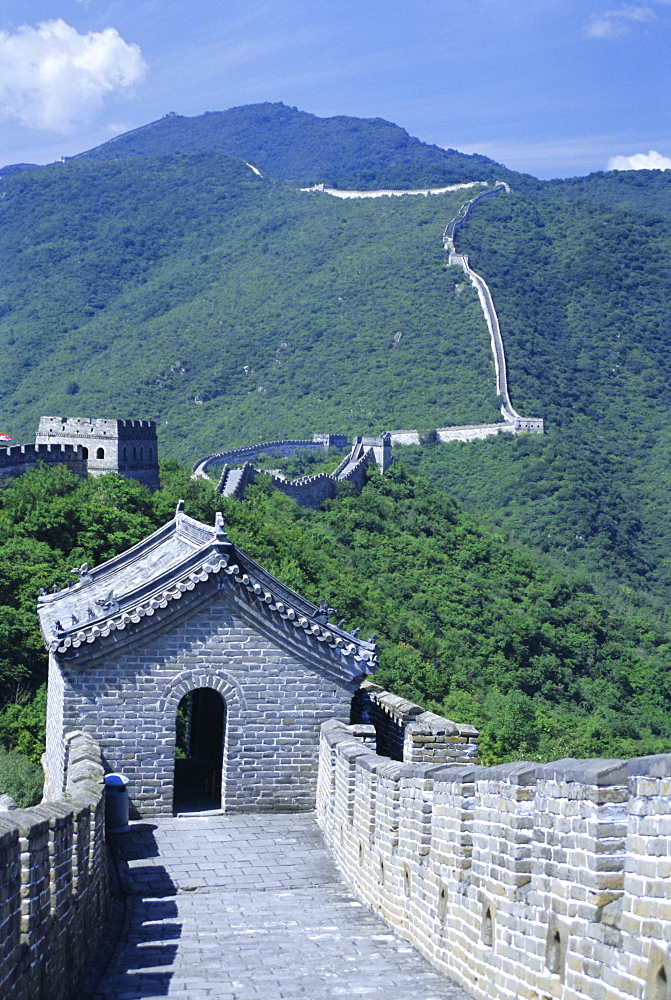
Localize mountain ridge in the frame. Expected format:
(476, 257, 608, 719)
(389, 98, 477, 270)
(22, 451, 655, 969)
(3, 102, 529, 190)
(3, 101, 671, 611)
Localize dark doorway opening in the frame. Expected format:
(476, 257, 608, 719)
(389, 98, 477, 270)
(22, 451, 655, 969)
(173, 688, 225, 813)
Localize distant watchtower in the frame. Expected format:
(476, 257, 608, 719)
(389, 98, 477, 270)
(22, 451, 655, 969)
(36, 416, 159, 490)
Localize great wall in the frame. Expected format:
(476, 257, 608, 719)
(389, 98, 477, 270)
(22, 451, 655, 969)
(0, 186, 541, 505)
(5, 674, 671, 999)
(5, 184, 669, 1000)
(192, 182, 542, 506)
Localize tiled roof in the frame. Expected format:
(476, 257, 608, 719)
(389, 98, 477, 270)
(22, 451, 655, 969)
(37, 505, 378, 674)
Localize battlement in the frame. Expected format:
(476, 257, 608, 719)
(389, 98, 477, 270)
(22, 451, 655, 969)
(0, 442, 84, 480)
(0, 732, 108, 1000)
(192, 434, 350, 480)
(36, 415, 159, 489)
(318, 705, 671, 1000)
(210, 434, 392, 508)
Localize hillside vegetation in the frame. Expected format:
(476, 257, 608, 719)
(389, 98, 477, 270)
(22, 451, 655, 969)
(2, 462, 671, 807)
(3, 103, 671, 793)
(72, 102, 525, 191)
(400, 174, 671, 605)
(0, 153, 501, 457)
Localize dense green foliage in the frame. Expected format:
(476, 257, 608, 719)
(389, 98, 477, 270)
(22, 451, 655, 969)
(72, 103, 524, 191)
(0, 746, 43, 807)
(5, 106, 671, 618)
(2, 461, 671, 782)
(221, 467, 671, 762)
(0, 154, 501, 458)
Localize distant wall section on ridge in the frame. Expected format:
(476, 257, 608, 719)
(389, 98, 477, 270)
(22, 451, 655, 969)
(198, 434, 392, 509)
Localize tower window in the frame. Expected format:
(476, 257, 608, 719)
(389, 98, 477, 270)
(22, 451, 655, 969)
(96, 447, 105, 460)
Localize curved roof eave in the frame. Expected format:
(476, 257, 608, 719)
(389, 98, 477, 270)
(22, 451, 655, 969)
(37, 508, 378, 677)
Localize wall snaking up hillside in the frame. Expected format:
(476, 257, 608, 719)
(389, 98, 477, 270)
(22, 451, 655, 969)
(444, 184, 544, 434)
(0, 732, 109, 1000)
(317, 718, 671, 1000)
(192, 434, 349, 480)
(197, 434, 390, 509)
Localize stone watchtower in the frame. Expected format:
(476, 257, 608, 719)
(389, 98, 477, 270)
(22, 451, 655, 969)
(38, 506, 377, 816)
(35, 416, 159, 490)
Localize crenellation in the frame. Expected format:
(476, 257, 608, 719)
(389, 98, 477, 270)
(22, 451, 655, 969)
(0, 732, 107, 1000)
(318, 722, 671, 1000)
(35, 415, 159, 489)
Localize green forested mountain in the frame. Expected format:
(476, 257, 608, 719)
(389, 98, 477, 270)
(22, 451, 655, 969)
(403, 173, 671, 605)
(70, 102, 525, 191)
(2, 461, 671, 808)
(2, 105, 671, 604)
(3, 103, 671, 795)
(3, 104, 671, 607)
(0, 152, 502, 455)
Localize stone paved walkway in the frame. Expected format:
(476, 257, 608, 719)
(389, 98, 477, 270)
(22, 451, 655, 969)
(94, 812, 471, 1000)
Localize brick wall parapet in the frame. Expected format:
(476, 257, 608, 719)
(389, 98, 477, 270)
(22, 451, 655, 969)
(317, 730, 671, 1000)
(203, 435, 391, 508)
(0, 443, 84, 481)
(193, 435, 350, 480)
(0, 731, 108, 1000)
(354, 681, 479, 765)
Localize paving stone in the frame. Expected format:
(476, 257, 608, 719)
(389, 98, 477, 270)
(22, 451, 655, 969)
(94, 812, 470, 1000)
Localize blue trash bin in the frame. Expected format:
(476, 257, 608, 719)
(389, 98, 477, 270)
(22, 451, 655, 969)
(104, 773, 130, 833)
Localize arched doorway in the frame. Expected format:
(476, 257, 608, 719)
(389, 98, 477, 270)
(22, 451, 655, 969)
(173, 688, 226, 813)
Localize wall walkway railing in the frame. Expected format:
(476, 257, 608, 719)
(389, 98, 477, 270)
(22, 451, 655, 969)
(0, 732, 108, 1000)
(318, 715, 671, 1000)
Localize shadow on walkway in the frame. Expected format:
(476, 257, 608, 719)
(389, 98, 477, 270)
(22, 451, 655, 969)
(90, 824, 181, 1000)
(90, 812, 471, 1000)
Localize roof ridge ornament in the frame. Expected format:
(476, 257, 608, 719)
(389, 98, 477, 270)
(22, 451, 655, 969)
(95, 590, 119, 615)
(314, 599, 335, 624)
(71, 562, 92, 585)
(214, 511, 228, 541)
(175, 499, 185, 516)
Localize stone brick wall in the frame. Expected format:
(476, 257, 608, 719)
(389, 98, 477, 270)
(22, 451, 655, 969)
(192, 434, 348, 480)
(0, 443, 84, 481)
(301, 181, 486, 199)
(352, 683, 478, 765)
(443, 185, 544, 435)
(205, 436, 390, 509)
(389, 430, 421, 445)
(0, 732, 108, 1000)
(318, 724, 671, 1000)
(271, 472, 338, 507)
(46, 585, 361, 816)
(36, 416, 159, 489)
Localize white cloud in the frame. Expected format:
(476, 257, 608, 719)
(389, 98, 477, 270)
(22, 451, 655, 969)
(0, 19, 147, 132)
(608, 149, 671, 170)
(586, 5, 655, 38)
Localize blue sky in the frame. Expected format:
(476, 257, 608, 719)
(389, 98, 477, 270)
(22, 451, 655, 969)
(0, 0, 669, 178)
